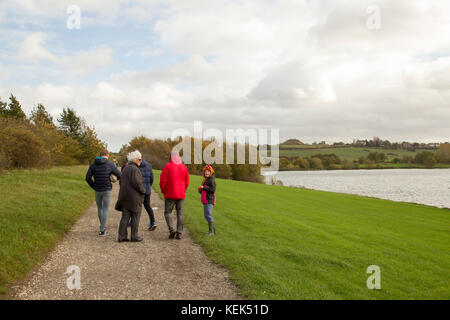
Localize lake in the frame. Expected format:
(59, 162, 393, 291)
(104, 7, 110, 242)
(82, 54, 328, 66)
(265, 169, 450, 208)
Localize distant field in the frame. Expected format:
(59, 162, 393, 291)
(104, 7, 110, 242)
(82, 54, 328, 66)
(279, 146, 434, 161)
(153, 170, 449, 299)
(0, 166, 92, 299)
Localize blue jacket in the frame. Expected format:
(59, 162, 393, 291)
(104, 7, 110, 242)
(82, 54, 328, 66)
(139, 158, 154, 195)
(86, 157, 122, 192)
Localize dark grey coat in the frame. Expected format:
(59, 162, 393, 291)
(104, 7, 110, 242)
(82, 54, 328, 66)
(116, 162, 146, 213)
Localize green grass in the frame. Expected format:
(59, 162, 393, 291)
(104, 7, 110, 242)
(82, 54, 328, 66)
(279, 146, 432, 161)
(154, 170, 449, 299)
(0, 166, 93, 299)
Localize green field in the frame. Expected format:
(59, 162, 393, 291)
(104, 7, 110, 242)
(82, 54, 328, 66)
(154, 170, 449, 299)
(0, 166, 93, 299)
(279, 146, 431, 161)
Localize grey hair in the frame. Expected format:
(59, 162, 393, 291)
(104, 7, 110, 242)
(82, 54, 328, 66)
(127, 150, 142, 162)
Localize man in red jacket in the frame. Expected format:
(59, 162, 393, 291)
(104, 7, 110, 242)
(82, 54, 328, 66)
(160, 151, 190, 239)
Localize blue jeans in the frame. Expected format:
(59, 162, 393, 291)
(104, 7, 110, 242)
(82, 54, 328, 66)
(95, 190, 112, 232)
(203, 204, 214, 222)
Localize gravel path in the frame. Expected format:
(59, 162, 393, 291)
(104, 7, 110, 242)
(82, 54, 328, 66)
(10, 186, 241, 300)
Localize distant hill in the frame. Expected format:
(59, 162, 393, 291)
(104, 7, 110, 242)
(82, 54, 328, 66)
(281, 139, 304, 145)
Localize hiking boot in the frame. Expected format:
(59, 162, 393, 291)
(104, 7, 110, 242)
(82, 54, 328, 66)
(175, 232, 182, 240)
(169, 231, 176, 239)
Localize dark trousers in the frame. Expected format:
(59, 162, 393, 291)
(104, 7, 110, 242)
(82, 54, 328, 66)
(144, 193, 155, 225)
(164, 199, 184, 234)
(118, 207, 141, 241)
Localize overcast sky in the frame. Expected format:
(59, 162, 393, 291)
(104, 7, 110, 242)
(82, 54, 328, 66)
(0, 0, 449, 151)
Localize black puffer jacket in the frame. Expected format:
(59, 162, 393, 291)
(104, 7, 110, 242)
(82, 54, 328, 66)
(199, 174, 216, 204)
(86, 157, 122, 192)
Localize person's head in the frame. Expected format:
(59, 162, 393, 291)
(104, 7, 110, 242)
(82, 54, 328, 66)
(127, 150, 142, 166)
(169, 151, 182, 164)
(203, 165, 214, 178)
(99, 149, 109, 159)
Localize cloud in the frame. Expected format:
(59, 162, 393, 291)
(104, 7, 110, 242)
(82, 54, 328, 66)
(16, 32, 113, 76)
(18, 32, 57, 64)
(1, 0, 450, 151)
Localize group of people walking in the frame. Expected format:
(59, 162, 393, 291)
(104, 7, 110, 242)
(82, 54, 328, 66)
(85, 149, 216, 242)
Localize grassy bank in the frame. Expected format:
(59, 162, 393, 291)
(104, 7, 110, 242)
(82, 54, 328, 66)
(0, 166, 93, 298)
(153, 170, 449, 299)
(279, 146, 433, 161)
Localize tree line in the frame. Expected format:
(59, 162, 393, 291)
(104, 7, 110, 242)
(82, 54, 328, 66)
(0, 94, 106, 169)
(280, 145, 450, 170)
(119, 135, 264, 182)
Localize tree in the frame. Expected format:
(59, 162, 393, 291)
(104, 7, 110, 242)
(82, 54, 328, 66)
(58, 108, 83, 140)
(78, 126, 107, 162)
(0, 95, 27, 120)
(57, 107, 107, 163)
(30, 103, 55, 127)
(294, 156, 309, 169)
(436, 143, 450, 164)
(414, 151, 435, 165)
(309, 157, 324, 170)
(0, 97, 7, 116)
(7, 94, 27, 120)
(423, 155, 437, 168)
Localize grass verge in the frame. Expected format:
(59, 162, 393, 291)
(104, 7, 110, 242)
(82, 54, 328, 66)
(0, 166, 93, 299)
(153, 170, 449, 299)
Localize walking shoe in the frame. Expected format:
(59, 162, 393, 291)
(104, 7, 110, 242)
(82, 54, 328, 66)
(98, 231, 107, 236)
(131, 237, 143, 242)
(118, 238, 129, 243)
(148, 222, 157, 231)
(175, 232, 182, 240)
(169, 231, 176, 239)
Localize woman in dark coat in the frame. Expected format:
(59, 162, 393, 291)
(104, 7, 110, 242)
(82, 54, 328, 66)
(116, 151, 146, 242)
(198, 165, 216, 236)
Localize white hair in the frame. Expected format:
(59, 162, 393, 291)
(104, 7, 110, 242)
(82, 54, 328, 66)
(127, 150, 142, 162)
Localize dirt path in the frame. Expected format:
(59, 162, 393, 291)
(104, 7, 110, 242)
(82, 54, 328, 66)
(10, 185, 241, 300)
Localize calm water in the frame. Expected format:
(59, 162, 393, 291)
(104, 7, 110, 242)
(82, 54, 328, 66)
(265, 169, 450, 208)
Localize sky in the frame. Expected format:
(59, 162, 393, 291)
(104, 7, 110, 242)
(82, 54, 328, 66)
(0, 0, 449, 152)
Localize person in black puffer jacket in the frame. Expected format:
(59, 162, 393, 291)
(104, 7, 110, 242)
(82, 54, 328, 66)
(86, 149, 122, 236)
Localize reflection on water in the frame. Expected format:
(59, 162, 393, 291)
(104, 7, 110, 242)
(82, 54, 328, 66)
(265, 169, 450, 208)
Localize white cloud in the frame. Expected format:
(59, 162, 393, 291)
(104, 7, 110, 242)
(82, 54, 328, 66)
(1, 0, 450, 150)
(16, 32, 113, 76)
(18, 32, 57, 64)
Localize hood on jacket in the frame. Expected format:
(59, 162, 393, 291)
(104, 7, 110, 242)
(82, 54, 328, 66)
(140, 158, 151, 168)
(95, 157, 108, 165)
(169, 151, 182, 165)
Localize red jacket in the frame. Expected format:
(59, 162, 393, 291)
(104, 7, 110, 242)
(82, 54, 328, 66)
(160, 154, 189, 199)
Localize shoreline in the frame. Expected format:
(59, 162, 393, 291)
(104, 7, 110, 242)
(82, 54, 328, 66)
(274, 166, 450, 172)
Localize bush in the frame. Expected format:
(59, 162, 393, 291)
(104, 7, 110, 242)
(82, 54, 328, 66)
(414, 151, 436, 165)
(423, 155, 437, 168)
(294, 156, 309, 169)
(1, 126, 45, 168)
(342, 160, 359, 170)
(309, 157, 324, 170)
